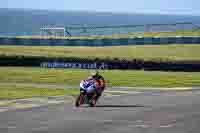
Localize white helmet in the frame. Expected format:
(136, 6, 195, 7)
(90, 70, 99, 77)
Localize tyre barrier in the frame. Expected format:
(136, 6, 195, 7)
(0, 55, 200, 72)
(0, 37, 200, 46)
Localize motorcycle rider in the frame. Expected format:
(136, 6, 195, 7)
(90, 70, 105, 100)
(78, 71, 105, 106)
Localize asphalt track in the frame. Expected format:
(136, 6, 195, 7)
(1, 89, 200, 133)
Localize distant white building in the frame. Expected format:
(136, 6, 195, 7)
(40, 27, 66, 37)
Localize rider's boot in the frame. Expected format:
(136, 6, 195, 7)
(95, 87, 104, 102)
(95, 92, 102, 102)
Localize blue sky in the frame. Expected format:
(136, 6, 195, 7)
(1, 0, 200, 15)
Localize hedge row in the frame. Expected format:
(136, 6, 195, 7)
(1, 37, 200, 46)
(0, 55, 200, 72)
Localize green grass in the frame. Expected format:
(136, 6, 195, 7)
(0, 83, 78, 99)
(134, 30, 200, 37)
(0, 67, 200, 99)
(1, 44, 200, 61)
(0, 67, 200, 87)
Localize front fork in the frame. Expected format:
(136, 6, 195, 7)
(85, 95, 90, 104)
(80, 89, 97, 105)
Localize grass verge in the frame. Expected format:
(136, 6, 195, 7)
(0, 67, 200, 87)
(0, 44, 200, 61)
(0, 83, 78, 99)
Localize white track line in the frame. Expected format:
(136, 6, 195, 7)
(105, 90, 141, 94)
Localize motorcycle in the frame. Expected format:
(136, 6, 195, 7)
(75, 80, 98, 107)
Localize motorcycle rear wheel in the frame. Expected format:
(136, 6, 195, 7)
(89, 95, 97, 107)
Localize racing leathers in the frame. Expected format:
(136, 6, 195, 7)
(92, 74, 105, 100)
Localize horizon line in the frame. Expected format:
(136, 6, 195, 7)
(1, 7, 200, 17)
